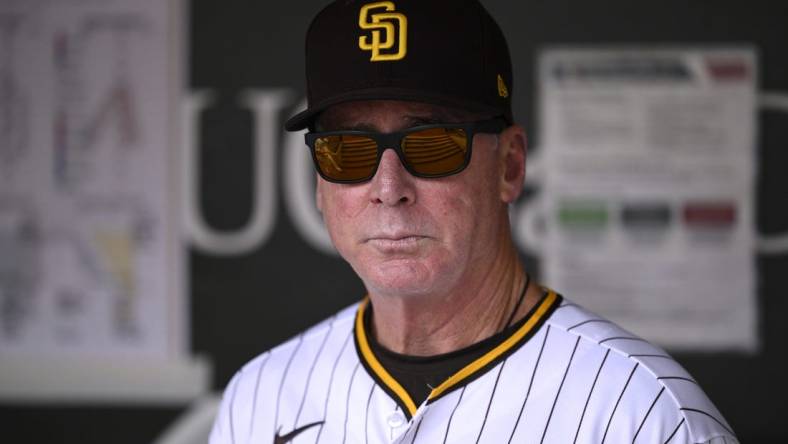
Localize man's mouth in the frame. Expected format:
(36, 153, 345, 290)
(366, 235, 427, 250)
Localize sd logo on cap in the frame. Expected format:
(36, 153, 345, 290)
(358, 1, 408, 62)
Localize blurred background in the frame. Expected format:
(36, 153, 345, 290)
(0, 0, 786, 442)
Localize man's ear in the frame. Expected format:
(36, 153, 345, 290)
(315, 174, 324, 213)
(497, 124, 527, 203)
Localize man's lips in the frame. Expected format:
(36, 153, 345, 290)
(364, 235, 428, 250)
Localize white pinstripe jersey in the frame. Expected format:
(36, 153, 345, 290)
(210, 290, 737, 444)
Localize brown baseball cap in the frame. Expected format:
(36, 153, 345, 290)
(284, 0, 514, 131)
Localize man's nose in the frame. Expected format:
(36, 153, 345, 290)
(368, 149, 416, 206)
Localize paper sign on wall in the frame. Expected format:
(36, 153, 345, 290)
(0, 0, 183, 358)
(538, 48, 757, 351)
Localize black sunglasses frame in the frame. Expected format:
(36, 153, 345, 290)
(304, 118, 507, 184)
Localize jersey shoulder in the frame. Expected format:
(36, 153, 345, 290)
(238, 301, 358, 377)
(544, 296, 737, 443)
(209, 302, 359, 444)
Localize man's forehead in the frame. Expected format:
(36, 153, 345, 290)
(317, 100, 486, 131)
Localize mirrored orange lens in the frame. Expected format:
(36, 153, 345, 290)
(401, 128, 468, 176)
(314, 134, 378, 181)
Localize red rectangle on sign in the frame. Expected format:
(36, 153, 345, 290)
(705, 58, 749, 81)
(683, 202, 737, 228)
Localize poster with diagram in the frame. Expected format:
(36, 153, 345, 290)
(0, 0, 183, 359)
(537, 48, 757, 351)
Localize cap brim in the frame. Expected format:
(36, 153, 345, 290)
(284, 87, 511, 131)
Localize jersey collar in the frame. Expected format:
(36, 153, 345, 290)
(353, 289, 562, 418)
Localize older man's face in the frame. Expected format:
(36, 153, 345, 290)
(315, 100, 521, 298)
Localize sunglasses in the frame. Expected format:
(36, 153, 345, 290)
(304, 118, 507, 183)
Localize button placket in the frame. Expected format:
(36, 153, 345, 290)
(386, 410, 406, 428)
(390, 404, 431, 444)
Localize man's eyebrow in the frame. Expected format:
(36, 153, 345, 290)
(317, 108, 474, 132)
(402, 115, 445, 126)
(315, 115, 380, 132)
(404, 108, 484, 125)
(326, 122, 379, 132)
(319, 116, 448, 132)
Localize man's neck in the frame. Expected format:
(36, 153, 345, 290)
(367, 245, 542, 356)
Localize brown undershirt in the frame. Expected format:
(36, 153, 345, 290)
(364, 291, 546, 406)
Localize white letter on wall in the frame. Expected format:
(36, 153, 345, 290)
(182, 89, 291, 255)
(282, 99, 337, 255)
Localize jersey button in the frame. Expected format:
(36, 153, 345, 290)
(386, 411, 406, 428)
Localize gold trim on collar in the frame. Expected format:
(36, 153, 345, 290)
(354, 298, 419, 416)
(354, 290, 559, 417)
(428, 290, 558, 399)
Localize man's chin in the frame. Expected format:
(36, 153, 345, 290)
(359, 260, 449, 298)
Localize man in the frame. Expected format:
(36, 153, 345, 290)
(210, 1, 737, 443)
